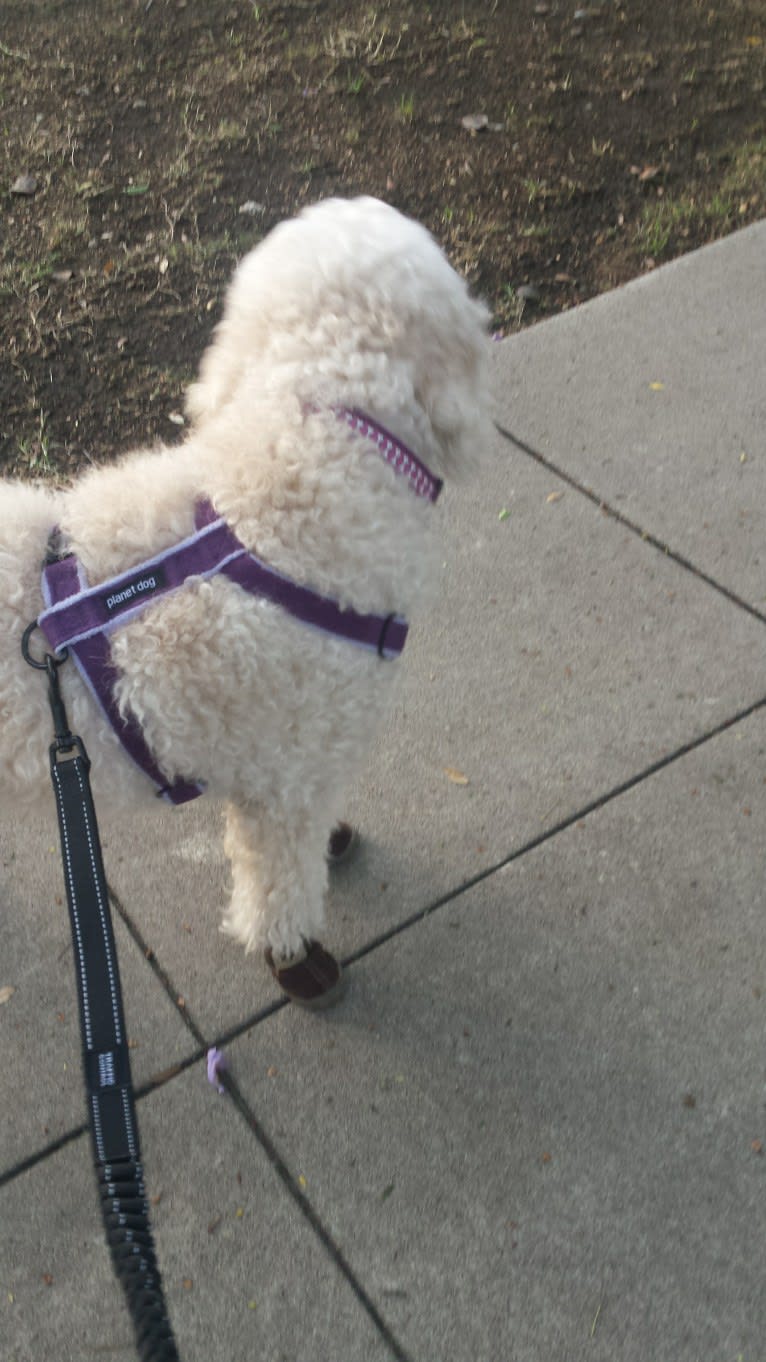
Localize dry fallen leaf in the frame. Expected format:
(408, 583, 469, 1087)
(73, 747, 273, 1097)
(0, 985, 16, 1006)
(649, 381, 665, 391)
(546, 491, 564, 504)
(443, 766, 469, 785)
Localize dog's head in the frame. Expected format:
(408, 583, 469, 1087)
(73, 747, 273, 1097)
(186, 196, 490, 478)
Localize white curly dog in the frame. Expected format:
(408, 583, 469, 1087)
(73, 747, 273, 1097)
(0, 197, 489, 1005)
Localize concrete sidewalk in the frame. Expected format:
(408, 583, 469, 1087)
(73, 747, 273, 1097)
(2, 221, 765, 1362)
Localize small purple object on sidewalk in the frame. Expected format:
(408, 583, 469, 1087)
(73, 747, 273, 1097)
(207, 1047, 228, 1095)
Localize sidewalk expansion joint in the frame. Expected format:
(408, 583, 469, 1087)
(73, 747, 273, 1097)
(6, 690, 765, 1194)
(495, 421, 766, 628)
(216, 1067, 416, 1362)
(1, 1061, 412, 1362)
(105, 882, 294, 1055)
(0, 894, 209, 1188)
(341, 690, 766, 972)
(0, 1046, 202, 1188)
(103, 893, 414, 1360)
(0, 1121, 88, 1190)
(6, 694, 764, 1327)
(107, 882, 209, 1051)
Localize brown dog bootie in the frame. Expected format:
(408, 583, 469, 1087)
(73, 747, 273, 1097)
(265, 939, 346, 1009)
(326, 821, 357, 864)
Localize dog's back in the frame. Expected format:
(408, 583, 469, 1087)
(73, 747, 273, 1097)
(0, 481, 63, 800)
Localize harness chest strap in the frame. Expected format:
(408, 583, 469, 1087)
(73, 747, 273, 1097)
(37, 409, 439, 805)
(40, 551, 205, 804)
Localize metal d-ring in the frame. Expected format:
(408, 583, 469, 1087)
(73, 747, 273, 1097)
(21, 620, 68, 671)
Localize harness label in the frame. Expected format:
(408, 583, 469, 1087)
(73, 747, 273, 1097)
(102, 565, 167, 616)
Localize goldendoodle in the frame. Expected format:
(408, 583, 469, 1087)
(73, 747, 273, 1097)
(0, 196, 489, 1005)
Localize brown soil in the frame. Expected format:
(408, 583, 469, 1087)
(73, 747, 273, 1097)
(2, 0, 764, 478)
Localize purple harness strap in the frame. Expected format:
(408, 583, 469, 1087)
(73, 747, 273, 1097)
(191, 500, 409, 656)
(41, 553, 205, 804)
(37, 410, 438, 805)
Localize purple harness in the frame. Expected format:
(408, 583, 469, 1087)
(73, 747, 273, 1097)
(37, 410, 441, 804)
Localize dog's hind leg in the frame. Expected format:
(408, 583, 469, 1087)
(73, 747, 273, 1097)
(221, 801, 345, 1006)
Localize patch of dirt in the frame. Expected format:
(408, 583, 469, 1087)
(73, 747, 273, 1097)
(2, 0, 764, 477)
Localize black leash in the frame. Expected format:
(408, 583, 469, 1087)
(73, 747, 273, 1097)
(22, 623, 181, 1362)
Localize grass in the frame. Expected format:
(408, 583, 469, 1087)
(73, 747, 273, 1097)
(518, 222, 552, 240)
(637, 136, 765, 258)
(396, 92, 415, 122)
(523, 177, 548, 206)
(324, 14, 401, 66)
(0, 207, 88, 297)
(16, 408, 56, 477)
(3, 0, 765, 471)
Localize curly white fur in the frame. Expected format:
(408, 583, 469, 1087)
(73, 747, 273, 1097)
(0, 197, 489, 961)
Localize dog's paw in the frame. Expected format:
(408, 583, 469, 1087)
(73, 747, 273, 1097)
(326, 822, 357, 865)
(265, 940, 346, 1009)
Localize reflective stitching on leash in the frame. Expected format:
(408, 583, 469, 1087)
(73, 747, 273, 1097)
(91, 1093, 105, 1163)
(74, 760, 122, 1046)
(52, 761, 93, 1049)
(121, 1088, 137, 1158)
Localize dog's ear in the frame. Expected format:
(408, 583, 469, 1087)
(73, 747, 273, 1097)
(413, 290, 492, 479)
(185, 316, 246, 425)
(185, 241, 274, 425)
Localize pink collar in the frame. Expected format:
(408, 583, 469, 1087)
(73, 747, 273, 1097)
(335, 408, 442, 502)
